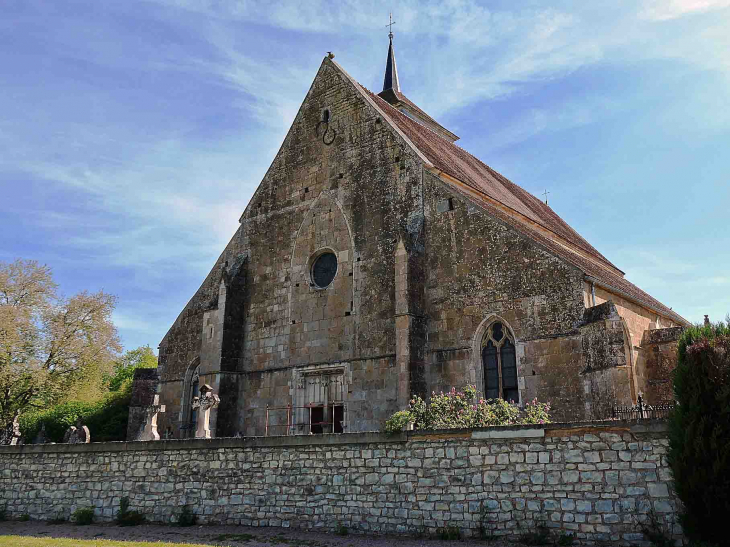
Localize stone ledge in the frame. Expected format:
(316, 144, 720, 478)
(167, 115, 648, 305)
(472, 428, 544, 439)
(0, 419, 668, 455)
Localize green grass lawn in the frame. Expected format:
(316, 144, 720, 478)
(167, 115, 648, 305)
(0, 537, 218, 547)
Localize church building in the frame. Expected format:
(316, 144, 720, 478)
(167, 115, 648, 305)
(142, 35, 687, 440)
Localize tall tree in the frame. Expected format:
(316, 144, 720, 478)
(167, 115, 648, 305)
(668, 320, 730, 545)
(106, 345, 157, 392)
(0, 259, 121, 434)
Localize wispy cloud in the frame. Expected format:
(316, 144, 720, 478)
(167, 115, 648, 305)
(2, 0, 729, 347)
(639, 0, 730, 21)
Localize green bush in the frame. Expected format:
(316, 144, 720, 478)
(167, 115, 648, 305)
(668, 321, 730, 546)
(20, 386, 132, 443)
(116, 496, 146, 527)
(383, 410, 413, 435)
(383, 385, 551, 432)
(0, 506, 6, 521)
(19, 514, 30, 521)
(72, 507, 95, 526)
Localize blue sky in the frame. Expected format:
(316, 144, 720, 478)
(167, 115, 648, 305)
(1, 0, 728, 352)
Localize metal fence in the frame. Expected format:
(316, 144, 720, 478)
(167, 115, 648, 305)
(612, 394, 674, 420)
(265, 403, 348, 436)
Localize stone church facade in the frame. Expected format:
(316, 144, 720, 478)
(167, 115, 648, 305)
(142, 40, 687, 440)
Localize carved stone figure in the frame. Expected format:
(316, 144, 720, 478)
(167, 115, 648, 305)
(192, 384, 220, 439)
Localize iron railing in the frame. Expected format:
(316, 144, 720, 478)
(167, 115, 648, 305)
(613, 394, 674, 420)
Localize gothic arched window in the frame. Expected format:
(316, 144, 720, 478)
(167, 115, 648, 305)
(481, 321, 519, 403)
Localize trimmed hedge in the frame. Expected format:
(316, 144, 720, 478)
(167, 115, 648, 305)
(668, 321, 730, 545)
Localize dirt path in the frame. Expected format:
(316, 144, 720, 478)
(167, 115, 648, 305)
(0, 521, 531, 547)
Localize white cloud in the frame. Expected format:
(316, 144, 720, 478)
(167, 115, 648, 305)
(145, 1, 730, 121)
(640, 0, 730, 21)
(192, 31, 311, 134)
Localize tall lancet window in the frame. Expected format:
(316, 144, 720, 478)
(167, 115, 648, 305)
(482, 322, 519, 403)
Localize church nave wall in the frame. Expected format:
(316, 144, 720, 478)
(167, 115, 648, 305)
(421, 172, 591, 420)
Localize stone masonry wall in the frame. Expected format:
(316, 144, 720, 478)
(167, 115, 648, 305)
(422, 171, 598, 422)
(590, 286, 680, 404)
(637, 328, 683, 405)
(0, 422, 681, 545)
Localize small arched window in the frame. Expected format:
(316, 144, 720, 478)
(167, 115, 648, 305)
(482, 321, 519, 403)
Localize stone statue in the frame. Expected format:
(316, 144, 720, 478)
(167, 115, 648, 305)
(136, 394, 166, 441)
(192, 384, 220, 439)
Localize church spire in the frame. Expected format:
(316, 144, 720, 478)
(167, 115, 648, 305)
(383, 14, 400, 93)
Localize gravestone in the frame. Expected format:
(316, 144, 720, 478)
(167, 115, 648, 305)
(63, 420, 90, 444)
(136, 394, 166, 441)
(192, 384, 220, 439)
(0, 416, 21, 445)
(33, 423, 49, 444)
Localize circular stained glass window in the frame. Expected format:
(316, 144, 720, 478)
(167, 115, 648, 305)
(311, 252, 337, 288)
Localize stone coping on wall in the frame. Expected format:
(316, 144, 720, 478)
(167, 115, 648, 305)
(0, 419, 669, 455)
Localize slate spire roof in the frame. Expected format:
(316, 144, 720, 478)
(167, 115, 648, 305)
(377, 35, 460, 143)
(382, 33, 400, 93)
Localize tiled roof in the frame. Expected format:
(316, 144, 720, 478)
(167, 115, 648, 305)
(366, 88, 617, 271)
(378, 89, 458, 141)
(359, 85, 688, 325)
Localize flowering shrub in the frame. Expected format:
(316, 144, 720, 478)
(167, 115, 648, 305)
(382, 385, 551, 432)
(521, 398, 552, 425)
(383, 410, 414, 435)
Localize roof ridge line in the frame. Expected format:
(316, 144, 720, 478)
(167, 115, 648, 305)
(328, 59, 434, 169)
(366, 90, 623, 275)
(405, 111, 620, 271)
(430, 167, 626, 278)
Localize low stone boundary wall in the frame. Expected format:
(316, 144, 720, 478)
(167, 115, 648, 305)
(0, 421, 681, 545)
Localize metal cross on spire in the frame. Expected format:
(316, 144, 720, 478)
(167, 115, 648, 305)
(386, 12, 396, 39)
(542, 189, 551, 205)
